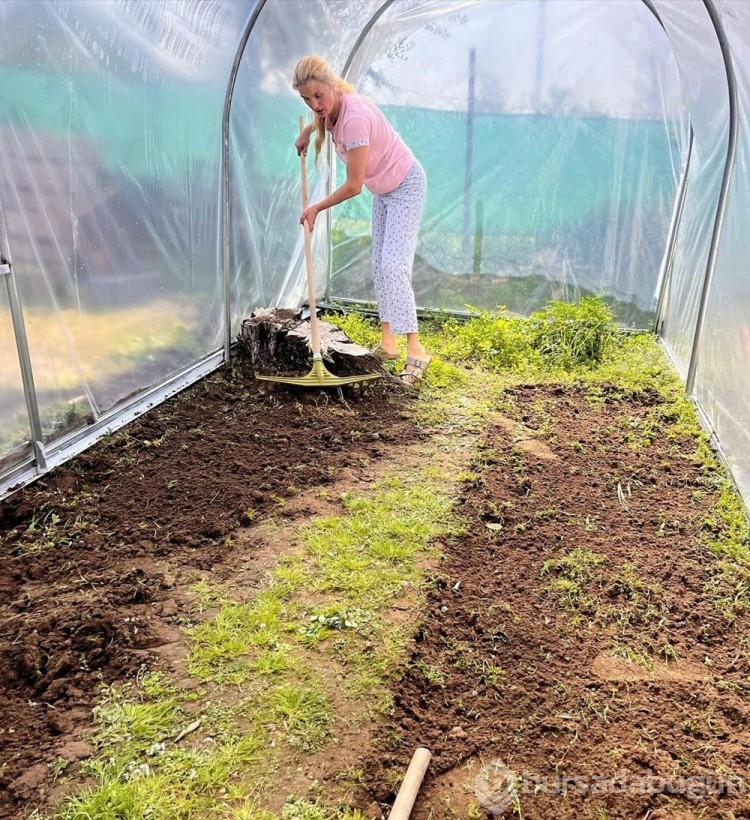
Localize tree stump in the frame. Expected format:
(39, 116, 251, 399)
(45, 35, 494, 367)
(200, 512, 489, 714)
(237, 307, 386, 378)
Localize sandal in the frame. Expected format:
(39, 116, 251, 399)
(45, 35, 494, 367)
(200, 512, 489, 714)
(399, 355, 432, 385)
(371, 344, 399, 361)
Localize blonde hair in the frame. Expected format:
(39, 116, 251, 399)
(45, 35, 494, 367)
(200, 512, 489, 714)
(293, 55, 354, 158)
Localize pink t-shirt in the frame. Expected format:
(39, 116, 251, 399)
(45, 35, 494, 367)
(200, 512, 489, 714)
(328, 93, 414, 196)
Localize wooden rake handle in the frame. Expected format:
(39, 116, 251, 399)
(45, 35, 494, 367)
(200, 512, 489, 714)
(389, 747, 432, 820)
(299, 116, 322, 357)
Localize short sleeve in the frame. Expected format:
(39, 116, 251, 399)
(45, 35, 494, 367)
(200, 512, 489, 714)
(340, 114, 370, 151)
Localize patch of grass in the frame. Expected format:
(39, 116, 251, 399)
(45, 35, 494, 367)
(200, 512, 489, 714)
(54, 672, 267, 819)
(602, 562, 662, 629)
(51, 466, 460, 817)
(188, 590, 293, 684)
(189, 578, 229, 613)
(480, 661, 507, 688)
(250, 645, 295, 676)
(611, 643, 654, 670)
(299, 479, 453, 605)
(544, 548, 664, 650)
(271, 684, 332, 752)
(617, 411, 661, 449)
(12, 510, 66, 556)
(325, 310, 467, 390)
(702, 482, 750, 617)
(541, 548, 607, 611)
(704, 484, 750, 565)
(581, 332, 672, 393)
(516, 398, 558, 441)
(92, 675, 184, 749)
(415, 660, 447, 687)
(281, 797, 366, 820)
(322, 310, 380, 351)
(405, 298, 660, 428)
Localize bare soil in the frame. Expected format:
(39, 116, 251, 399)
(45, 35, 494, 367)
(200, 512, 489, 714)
(2, 361, 750, 819)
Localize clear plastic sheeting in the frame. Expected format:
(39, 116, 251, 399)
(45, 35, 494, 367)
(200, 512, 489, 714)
(653, 0, 729, 377)
(691, 0, 750, 509)
(227, 0, 385, 331)
(331, 0, 687, 326)
(0, 275, 32, 476)
(0, 0, 254, 482)
(1, 0, 750, 517)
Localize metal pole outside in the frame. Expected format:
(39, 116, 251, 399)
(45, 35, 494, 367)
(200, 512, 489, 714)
(462, 47, 476, 268)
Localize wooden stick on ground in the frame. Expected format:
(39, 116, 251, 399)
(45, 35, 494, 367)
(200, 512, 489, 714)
(389, 747, 432, 820)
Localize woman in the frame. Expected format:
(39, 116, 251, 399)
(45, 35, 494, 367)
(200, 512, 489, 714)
(292, 55, 431, 385)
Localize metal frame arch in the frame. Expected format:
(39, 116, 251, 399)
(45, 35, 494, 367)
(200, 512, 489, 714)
(640, 0, 694, 338)
(685, 0, 739, 395)
(220, 0, 269, 361)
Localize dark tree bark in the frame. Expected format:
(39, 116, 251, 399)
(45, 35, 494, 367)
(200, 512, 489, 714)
(237, 308, 386, 378)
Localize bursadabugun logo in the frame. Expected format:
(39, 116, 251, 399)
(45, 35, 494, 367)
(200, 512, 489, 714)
(473, 759, 519, 816)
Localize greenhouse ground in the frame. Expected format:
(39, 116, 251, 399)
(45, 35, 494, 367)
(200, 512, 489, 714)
(2, 342, 750, 819)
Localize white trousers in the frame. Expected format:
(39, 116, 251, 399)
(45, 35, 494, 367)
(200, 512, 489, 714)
(371, 161, 427, 334)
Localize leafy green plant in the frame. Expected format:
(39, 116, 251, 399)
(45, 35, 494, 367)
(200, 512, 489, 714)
(321, 310, 380, 350)
(298, 606, 358, 647)
(427, 307, 537, 371)
(529, 295, 617, 368)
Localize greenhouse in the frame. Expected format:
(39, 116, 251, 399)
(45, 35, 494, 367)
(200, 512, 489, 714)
(1, 0, 748, 510)
(2, 0, 750, 817)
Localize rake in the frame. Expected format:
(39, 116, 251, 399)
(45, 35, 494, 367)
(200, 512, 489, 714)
(256, 118, 381, 388)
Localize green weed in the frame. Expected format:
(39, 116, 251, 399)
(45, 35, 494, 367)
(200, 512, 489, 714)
(541, 548, 607, 611)
(611, 643, 653, 670)
(281, 797, 366, 820)
(528, 296, 618, 368)
(298, 605, 359, 647)
(426, 307, 538, 372)
(271, 685, 332, 752)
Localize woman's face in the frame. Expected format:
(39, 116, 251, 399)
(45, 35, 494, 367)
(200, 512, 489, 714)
(298, 80, 337, 119)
